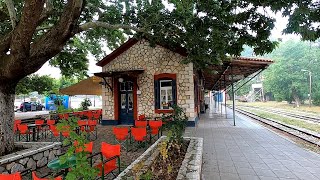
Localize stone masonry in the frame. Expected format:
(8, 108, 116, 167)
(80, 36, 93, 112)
(102, 39, 195, 121)
(0, 142, 61, 174)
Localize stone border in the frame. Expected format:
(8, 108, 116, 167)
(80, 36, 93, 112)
(176, 137, 203, 180)
(0, 142, 61, 174)
(115, 136, 203, 180)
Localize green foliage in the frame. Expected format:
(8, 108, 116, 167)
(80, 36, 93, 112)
(263, 40, 320, 105)
(56, 113, 98, 180)
(162, 105, 188, 144)
(81, 98, 92, 110)
(15, 74, 55, 95)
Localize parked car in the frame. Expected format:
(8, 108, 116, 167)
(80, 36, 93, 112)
(20, 102, 44, 112)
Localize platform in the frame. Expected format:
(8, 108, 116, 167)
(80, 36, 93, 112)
(185, 104, 320, 180)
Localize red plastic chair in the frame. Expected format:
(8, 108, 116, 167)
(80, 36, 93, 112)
(0, 172, 22, 180)
(112, 127, 129, 150)
(49, 125, 61, 142)
(131, 127, 148, 149)
(14, 120, 22, 140)
(60, 125, 70, 138)
(35, 119, 45, 139)
(94, 142, 121, 178)
(135, 120, 148, 127)
(17, 124, 32, 141)
(46, 120, 56, 127)
(32, 171, 62, 180)
(138, 114, 146, 121)
(74, 141, 94, 154)
(87, 120, 97, 140)
(149, 120, 163, 142)
(77, 120, 88, 132)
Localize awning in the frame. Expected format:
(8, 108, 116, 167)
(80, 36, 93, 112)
(204, 57, 273, 91)
(59, 76, 102, 96)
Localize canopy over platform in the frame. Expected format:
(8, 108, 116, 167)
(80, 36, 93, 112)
(59, 76, 102, 96)
(204, 57, 273, 91)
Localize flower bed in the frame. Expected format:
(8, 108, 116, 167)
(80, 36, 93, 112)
(115, 136, 203, 180)
(0, 142, 61, 174)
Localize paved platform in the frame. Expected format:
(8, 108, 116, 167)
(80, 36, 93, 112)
(185, 106, 320, 180)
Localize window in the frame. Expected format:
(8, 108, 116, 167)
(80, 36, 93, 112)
(160, 80, 173, 109)
(154, 74, 177, 113)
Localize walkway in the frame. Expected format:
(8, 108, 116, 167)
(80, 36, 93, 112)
(185, 105, 320, 180)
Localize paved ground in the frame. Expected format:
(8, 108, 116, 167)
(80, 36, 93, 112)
(185, 104, 320, 180)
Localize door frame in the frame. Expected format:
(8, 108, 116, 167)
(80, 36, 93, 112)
(113, 77, 138, 123)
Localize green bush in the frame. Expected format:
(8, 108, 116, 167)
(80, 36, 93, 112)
(80, 98, 92, 110)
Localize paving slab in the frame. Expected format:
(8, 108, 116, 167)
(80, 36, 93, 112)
(185, 104, 320, 180)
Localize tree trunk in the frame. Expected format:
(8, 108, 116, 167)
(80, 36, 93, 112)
(292, 88, 301, 108)
(0, 82, 16, 156)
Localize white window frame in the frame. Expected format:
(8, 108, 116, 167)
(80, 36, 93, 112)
(159, 80, 173, 109)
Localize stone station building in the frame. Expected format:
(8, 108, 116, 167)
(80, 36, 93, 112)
(94, 38, 272, 126)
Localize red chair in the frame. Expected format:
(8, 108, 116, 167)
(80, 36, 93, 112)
(49, 125, 61, 142)
(17, 124, 33, 141)
(32, 171, 62, 180)
(149, 120, 163, 142)
(138, 114, 146, 121)
(74, 141, 94, 154)
(112, 127, 129, 150)
(35, 119, 45, 139)
(60, 126, 70, 138)
(87, 120, 97, 140)
(135, 120, 147, 127)
(78, 120, 88, 132)
(0, 172, 22, 180)
(14, 120, 22, 140)
(131, 127, 148, 149)
(46, 119, 56, 127)
(93, 142, 121, 178)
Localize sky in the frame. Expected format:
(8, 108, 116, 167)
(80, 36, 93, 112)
(36, 11, 299, 79)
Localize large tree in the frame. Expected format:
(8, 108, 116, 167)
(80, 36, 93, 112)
(0, 0, 318, 155)
(263, 40, 320, 106)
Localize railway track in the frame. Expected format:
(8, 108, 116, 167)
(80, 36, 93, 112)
(237, 105, 320, 123)
(232, 107, 320, 147)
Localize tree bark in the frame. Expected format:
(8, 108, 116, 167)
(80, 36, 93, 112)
(0, 81, 17, 156)
(292, 88, 301, 108)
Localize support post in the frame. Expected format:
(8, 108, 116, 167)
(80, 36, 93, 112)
(231, 67, 236, 126)
(220, 82, 222, 116)
(225, 90, 227, 118)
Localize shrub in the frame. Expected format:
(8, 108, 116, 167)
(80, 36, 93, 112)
(80, 98, 92, 110)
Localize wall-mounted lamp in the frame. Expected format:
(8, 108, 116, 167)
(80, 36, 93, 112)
(118, 77, 124, 83)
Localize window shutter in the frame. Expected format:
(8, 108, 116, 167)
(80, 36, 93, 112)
(172, 79, 177, 105)
(154, 80, 160, 109)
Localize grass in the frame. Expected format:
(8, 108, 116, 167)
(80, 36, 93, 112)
(227, 100, 320, 115)
(241, 107, 320, 133)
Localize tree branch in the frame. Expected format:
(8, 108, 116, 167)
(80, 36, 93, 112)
(10, 0, 45, 61)
(38, 0, 54, 24)
(77, 21, 144, 33)
(0, 32, 12, 55)
(28, 0, 84, 74)
(4, 0, 17, 28)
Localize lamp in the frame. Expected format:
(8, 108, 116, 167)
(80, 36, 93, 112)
(118, 77, 124, 83)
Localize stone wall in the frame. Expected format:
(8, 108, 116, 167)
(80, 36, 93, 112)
(102, 39, 195, 120)
(0, 142, 61, 174)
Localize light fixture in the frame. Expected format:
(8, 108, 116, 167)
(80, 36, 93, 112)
(118, 77, 124, 83)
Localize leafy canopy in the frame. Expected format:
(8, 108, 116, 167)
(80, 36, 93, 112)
(2, 0, 318, 78)
(15, 74, 55, 95)
(263, 40, 320, 103)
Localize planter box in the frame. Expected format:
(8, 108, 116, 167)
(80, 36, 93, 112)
(0, 142, 61, 174)
(115, 136, 203, 180)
